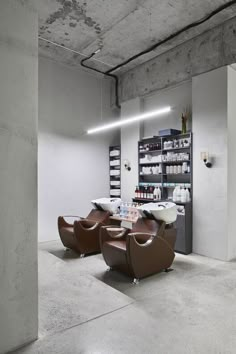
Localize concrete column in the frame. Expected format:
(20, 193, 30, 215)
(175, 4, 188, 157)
(121, 98, 142, 201)
(0, 1, 38, 353)
(227, 65, 236, 260)
(192, 67, 229, 261)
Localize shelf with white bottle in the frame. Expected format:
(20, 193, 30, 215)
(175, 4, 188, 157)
(109, 145, 121, 198)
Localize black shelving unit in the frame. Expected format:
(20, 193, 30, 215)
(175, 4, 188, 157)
(135, 133, 192, 254)
(109, 145, 121, 198)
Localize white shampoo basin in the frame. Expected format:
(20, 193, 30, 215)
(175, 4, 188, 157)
(138, 202, 177, 224)
(138, 203, 157, 218)
(91, 198, 121, 214)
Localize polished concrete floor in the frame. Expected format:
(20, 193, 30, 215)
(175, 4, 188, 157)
(13, 241, 236, 354)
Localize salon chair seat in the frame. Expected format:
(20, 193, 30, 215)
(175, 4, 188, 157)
(100, 218, 176, 281)
(58, 209, 110, 256)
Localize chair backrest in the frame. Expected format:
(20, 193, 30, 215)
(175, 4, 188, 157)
(86, 209, 110, 224)
(131, 218, 159, 233)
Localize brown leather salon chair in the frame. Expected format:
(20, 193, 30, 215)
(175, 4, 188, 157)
(58, 209, 110, 257)
(100, 218, 176, 282)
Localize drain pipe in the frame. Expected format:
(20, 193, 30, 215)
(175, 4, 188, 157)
(80, 52, 120, 110)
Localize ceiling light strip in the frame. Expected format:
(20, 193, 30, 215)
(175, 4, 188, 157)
(87, 106, 171, 134)
(38, 36, 113, 68)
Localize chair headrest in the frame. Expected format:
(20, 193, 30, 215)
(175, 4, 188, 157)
(86, 209, 110, 223)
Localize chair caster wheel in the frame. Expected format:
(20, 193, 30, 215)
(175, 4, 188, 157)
(132, 278, 140, 285)
(164, 268, 173, 273)
(80, 254, 85, 258)
(107, 267, 113, 272)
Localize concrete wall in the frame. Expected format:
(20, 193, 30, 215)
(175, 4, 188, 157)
(120, 98, 142, 202)
(38, 57, 118, 242)
(143, 81, 192, 136)
(192, 67, 228, 260)
(227, 65, 236, 260)
(0, 1, 38, 353)
(119, 16, 236, 103)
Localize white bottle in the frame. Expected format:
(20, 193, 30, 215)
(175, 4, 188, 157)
(170, 165, 173, 174)
(166, 166, 170, 174)
(173, 187, 177, 202)
(185, 188, 190, 202)
(177, 186, 182, 202)
(177, 165, 182, 174)
(153, 187, 158, 201)
(181, 188, 187, 203)
(182, 162, 187, 174)
(157, 187, 161, 201)
(158, 164, 162, 174)
(173, 165, 177, 174)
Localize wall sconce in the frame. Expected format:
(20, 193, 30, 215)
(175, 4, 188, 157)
(123, 159, 131, 171)
(201, 152, 212, 168)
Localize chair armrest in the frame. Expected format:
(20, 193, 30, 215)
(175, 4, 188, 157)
(128, 232, 155, 246)
(100, 225, 128, 246)
(58, 215, 83, 229)
(75, 219, 101, 231)
(58, 215, 84, 228)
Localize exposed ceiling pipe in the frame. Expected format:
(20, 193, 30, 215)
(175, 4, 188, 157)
(80, 52, 121, 110)
(105, 0, 236, 74)
(38, 36, 113, 68)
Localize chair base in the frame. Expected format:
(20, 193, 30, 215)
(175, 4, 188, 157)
(132, 278, 140, 285)
(80, 253, 85, 258)
(164, 268, 173, 273)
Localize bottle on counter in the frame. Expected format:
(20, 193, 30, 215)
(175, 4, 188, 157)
(176, 186, 181, 202)
(186, 188, 190, 202)
(135, 186, 138, 198)
(149, 186, 154, 200)
(181, 188, 187, 203)
(182, 162, 188, 174)
(136, 186, 140, 198)
(173, 186, 178, 202)
(157, 186, 162, 201)
(144, 186, 148, 199)
(140, 186, 143, 199)
(153, 187, 158, 201)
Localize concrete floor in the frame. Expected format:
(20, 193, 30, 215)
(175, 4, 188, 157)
(12, 241, 236, 354)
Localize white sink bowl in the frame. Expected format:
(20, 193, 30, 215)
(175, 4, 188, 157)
(138, 203, 157, 218)
(138, 202, 177, 224)
(91, 198, 121, 214)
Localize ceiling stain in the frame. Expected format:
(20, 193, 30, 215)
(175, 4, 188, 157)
(45, 0, 102, 32)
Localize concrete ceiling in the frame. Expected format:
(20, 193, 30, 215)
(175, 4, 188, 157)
(38, 0, 236, 75)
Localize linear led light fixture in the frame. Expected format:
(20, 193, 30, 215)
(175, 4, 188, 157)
(87, 106, 171, 134)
